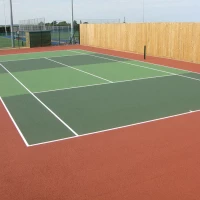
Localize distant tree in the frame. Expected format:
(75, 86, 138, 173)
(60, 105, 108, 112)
(58, 21, 70, 26)
(51, 21, 57, 26)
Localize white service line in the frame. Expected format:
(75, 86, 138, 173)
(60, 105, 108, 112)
(0, 63, 79, 138)
(71, 50, 200, 82)
(0, 53, 88, 63)
(34, 74, 176, 94)
(44, 57, 113, 83)
(28, 108, 200, 147)
(0, 97, 29, 147)
(0, 49, 80, 57)
(74, 49, 200, 75)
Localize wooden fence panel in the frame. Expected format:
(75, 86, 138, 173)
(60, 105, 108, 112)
(192, 24, 200, 63)
(80, 23, 200, 64)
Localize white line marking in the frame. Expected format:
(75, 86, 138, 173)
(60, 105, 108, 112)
(0, 63, 78, 137)
(28, 109, 200, 147)
(44, 57, 113, 83)
(1, 46, 200, 75)
(0, 97, 29, 147)
(77, 47, 200, 75)
(0, 53, 88, 63)
(71, 50, 200, 82)
(34, 74, 176, 94)
(0, 49, 80, 57)
(1, 48, 199, 147)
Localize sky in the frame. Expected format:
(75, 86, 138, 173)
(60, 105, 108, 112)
(0, 0, 200, 25)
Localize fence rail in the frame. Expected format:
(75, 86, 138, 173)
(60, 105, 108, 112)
(80, 23, 200, 64)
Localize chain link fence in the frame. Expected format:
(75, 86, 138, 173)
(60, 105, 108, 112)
(0, 18, 82, 49)
(0, 27, 80, 49)
(0, 31, 26, 49)
(46, 26, 80, 45)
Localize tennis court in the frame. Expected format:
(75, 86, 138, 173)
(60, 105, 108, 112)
(0, 48, 200, 147)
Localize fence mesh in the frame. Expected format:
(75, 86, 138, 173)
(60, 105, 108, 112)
(19, 18, 46, 31)
(0, 27, 80, 49)
(45, 26, 80, 45)
(0, 18, 80, 49)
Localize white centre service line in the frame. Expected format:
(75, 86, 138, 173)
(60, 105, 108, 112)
(0, 63, 79, 138)
(70, 50, 200, 82)
(44, 57, 113, 83)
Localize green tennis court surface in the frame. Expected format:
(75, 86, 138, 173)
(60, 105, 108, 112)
(1, 49, 200, 146)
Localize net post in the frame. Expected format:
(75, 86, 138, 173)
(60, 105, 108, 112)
(144, 45, 146, 60)
(78, 23, 80, 44)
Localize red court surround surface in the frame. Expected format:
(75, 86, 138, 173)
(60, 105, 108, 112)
(1, 46, 200, 200)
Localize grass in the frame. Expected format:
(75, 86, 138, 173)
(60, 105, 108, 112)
(0, 35, 26, 49)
